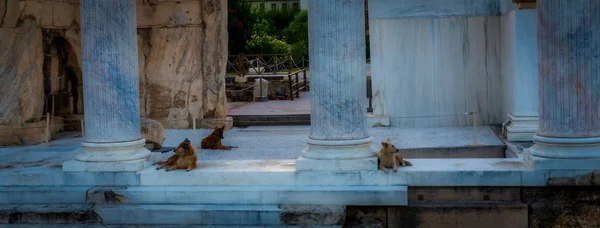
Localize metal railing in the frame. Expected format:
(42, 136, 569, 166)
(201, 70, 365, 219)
(288, 69, 308, 100)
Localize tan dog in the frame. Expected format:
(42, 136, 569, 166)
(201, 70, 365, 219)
(155, 138, 198, 172)
(376, 138, 412, 173)
(201, 126, 238, 150)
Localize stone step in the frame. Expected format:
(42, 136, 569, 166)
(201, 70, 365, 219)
(95, 204, 345, 226)
(0, 204, 100, 224)
(87, 186, 408, 206)
(230, 114, 310, 127)
(0, 204, 345, 226)
(6, 225, 342, 228)
(95, 204, 281, 225)
(0, 187, 89, 204)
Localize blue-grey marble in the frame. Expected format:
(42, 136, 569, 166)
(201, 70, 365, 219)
(80, 0, 143, 143)
(537, 0, 600, 138)
(500, 9, 538, 120)
(308, 0, 369, 140)
(369, 0, 501, 19)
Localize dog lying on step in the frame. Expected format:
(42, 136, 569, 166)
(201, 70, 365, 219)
(201, 126, 238, 150)
(376, 138, 412, 173)
(155, 138, 198, 172)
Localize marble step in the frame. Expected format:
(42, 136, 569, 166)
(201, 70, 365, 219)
(95, 204, 345, 226)
(0, 204, 100, 224)
(0, 203, 344, 226)
(87, 185, 408, 206)
(0, 187, 90, 204)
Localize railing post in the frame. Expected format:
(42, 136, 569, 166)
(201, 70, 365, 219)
(303, 69, 308, 91)
(295, 72, 300, 98)
(288, 72, 294, 101)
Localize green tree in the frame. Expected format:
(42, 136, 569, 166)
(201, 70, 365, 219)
(227, 0, 253, 55)
(284, 10, 309, 62)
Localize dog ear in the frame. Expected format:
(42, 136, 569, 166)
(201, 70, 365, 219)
(386, 138, 391, 142)
(381, 141, 388, 147)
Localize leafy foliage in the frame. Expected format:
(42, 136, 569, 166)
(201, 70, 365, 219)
(246, 34, 290, 54)
(227, 0, 253, 54)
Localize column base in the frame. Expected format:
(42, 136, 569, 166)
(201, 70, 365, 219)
(525, 135, 600, 170)
(296, 137, 377, 171)
(505, 114, 538, 142)
(63, 138, 151, 172)
(525, 148, 600, 171)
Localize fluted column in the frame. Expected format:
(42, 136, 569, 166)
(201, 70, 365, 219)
(297, 0, 375, 170)
(64, 0, 150, 171)
(528, 0, 600, 160)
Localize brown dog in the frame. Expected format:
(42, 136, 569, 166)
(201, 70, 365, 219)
(376, 138, 412, 173)
(200, 126, 238, 150)
(155, 138, 198, 172)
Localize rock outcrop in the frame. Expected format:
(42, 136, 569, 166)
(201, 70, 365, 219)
(140, 118, 166, 150)
(138, 0, 228, 128)
(0, 19, 44, 125)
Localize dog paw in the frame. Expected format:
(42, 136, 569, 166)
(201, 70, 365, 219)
(393, 169, 398, 172)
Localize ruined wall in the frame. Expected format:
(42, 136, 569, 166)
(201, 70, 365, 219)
(0, 0, 228, 132)
(345, 187, 600, 228)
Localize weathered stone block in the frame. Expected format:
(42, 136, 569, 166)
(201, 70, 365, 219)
(280, 205, 346, 226)
(39, 1, 53, 27)
(0, 0, 20, 28)
(52, 2, 76, 28)
(344, 206, 388, 228)
(0, 19, 44, 125)
(0, 204, 100, 224)
(140, 118, 166, 150)
(523, 187, 600, 228)
(136, 3, 175, 28)
(387, 202, 528, 228)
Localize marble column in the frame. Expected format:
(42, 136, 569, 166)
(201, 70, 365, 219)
(527, 0, 600, 168)
(297, 0, 375, 171)
(63, 0, 150, 171)
(503, 9, 539, 142)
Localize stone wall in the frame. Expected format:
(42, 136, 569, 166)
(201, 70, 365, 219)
(345, 187, 600, 228)
(0, 0, 228, 136)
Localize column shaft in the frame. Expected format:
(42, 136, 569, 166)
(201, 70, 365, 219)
(73, 0, 150, 165)
(308, 0, 369, 141)
(530, 0, 600, 158)
(301, 0, 374, 161)
(81, 0, 142, 144)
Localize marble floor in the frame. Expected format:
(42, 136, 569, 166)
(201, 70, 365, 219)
(0, 126, 505, 170)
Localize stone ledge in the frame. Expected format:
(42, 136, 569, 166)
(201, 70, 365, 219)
(295, 156, 377, 171)
(95, 204, 282, 225)
(63, 159, 149, 172)
(4, 158, 600, 187)
(525, 150, 600, 170)
(87, 185, 407, 206)
(0, 186, 90, 204)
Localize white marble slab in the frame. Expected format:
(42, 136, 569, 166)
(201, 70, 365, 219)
(370, 16, 503, 128)
(369, 0, 501, 19)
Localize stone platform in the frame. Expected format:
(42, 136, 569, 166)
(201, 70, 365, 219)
(1, 126, 599, 226)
